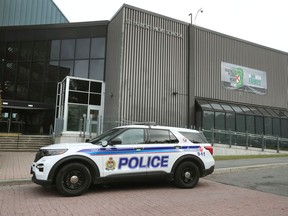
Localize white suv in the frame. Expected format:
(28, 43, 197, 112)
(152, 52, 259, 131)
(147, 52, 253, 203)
(31, 125, 215, 196)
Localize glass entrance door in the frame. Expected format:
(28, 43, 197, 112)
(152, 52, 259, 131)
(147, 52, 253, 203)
(87, 107, 100, 137)
(0, 109, 24, 133)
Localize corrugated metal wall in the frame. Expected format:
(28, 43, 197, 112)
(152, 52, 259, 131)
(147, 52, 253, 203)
(121, 7, 188, 127)
(193, 27, 288, 109)
(0, 0, 68, 26)
(105, 5, 189, 127)
(104, 9, 124, 129)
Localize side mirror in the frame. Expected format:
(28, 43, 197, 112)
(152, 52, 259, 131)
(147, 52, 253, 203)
(100, 140, 108, 147)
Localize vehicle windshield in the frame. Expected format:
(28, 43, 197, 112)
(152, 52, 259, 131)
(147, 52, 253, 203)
(89, 128, 124, 144)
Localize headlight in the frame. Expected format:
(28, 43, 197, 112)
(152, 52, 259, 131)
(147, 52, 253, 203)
(42, 149, 68, 156)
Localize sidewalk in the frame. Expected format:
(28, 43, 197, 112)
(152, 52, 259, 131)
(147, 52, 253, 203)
(1, 151, 288, 185)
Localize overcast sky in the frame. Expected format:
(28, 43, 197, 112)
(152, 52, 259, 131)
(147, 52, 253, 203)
(53, 0, 288, 53)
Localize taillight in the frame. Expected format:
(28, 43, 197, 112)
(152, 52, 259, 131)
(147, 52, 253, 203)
(204, 146, 213, 155)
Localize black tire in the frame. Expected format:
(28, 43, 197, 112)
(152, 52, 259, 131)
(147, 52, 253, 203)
(174, 162, 200, 188)
(56, 163, 91, 196)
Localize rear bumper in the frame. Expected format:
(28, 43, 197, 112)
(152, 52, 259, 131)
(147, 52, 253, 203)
(202, 165, 214, 177)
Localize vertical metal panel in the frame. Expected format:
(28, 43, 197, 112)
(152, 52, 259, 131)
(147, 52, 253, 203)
(119, 6, 188, 127)
(104, 9, 125, 127)
(0, 0, 68, 26)
(194, 27, 288, 109)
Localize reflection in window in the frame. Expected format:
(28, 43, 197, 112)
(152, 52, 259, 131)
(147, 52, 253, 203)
(50, 40, 60, 60)
(69, 79, 89, 91)
(203, 111, 214, 130)
(18, 62, 30, 82)
(255, 116, 264, 135)
(75, 38, 90, 59)
(60, 61, 74, 76)
(4, 62, 17, 82)
(114, 129, 145, 144)
(90, 38, 106, 58)
(29, 83, 42, 101)
(89, 94, 101, 105)
(31, 62, 44, 82)
(90, 82, 102, 93)
(68, 91, 88, 104)
(60, 39, 75, 59)
(148, 129, 177, 143)
(89, 59, 104, 80)
(33, 41, 47, 60)
(236, 114, 245, 132)
(246, 115, 255, 133)
(215, 112, 225, 130)
(6, 42, 19, 61)
(272, 118, 280, 136)
(67, 104, 87, 131)
(226, 113, 235, 131)
(16, 83, 28, 100)
(20, 42, 33, 60)
(74, 60, 89, 78)
(281, 119, 288, 138)
(264, 117, 272, 135)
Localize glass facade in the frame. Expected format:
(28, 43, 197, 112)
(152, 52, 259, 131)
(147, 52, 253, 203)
(196, 98, 288, 141)
(0, 36, 106, 134)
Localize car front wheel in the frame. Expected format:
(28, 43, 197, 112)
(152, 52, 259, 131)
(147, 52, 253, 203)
(174, 161, 199, 188)
(56, 163, 91, 196)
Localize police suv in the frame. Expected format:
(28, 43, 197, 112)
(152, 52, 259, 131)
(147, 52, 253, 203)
(31, 124, 215, 196)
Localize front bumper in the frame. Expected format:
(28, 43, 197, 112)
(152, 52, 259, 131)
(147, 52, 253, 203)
(31, 167, 53, 186)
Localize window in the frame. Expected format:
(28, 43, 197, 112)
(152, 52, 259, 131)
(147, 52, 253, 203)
(60, 39, 75, 60)
(67, 104, 87, 131)
(226, 113, 235, 131)
(179, 131, 207, 143)
(203, 111, 214, 130)
(236, 114, 245, 132)
(113, 129, 145, 144)
(90, 38, 106, 58)
(75, 38, 90, 59)
(215, 112, 225, 130)
(148, 129, 178, 144)
(246, 115, 255, 133)
(264, 117, 272, 135)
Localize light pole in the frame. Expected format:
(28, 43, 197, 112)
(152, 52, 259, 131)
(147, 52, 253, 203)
(194, 8, 203, 25)
(188, 13, 193, 25)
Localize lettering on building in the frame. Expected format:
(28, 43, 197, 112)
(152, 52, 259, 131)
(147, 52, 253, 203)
(125, 19, 183, 39)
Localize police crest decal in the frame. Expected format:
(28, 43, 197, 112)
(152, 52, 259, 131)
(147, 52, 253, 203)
(106, 157, 116, 171)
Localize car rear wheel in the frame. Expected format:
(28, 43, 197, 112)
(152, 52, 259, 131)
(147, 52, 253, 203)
(56, 163, 91, 196)
(174, 161, 199, 188)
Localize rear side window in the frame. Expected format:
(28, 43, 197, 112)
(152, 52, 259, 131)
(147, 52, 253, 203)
(179, 131, 207, 143)
(148, 129, 178, 144)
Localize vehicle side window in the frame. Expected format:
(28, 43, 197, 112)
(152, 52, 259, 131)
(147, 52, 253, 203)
(148, 129, 179, 144)
(179, 131, 207, 143)
(112, 129, 145, 144)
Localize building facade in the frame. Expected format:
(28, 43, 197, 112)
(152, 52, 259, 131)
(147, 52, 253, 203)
(0, 4, 287, 145)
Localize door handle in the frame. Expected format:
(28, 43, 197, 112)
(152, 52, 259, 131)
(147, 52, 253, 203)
(174, 146, 181, 149)
(134, 147, 143, 151)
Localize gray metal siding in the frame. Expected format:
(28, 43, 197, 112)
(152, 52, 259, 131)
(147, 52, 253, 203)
(104, 9, 125, 128)
(193, 27, 288, 109)
(0, 0, 68, 26)
(120, 7, 188, 127)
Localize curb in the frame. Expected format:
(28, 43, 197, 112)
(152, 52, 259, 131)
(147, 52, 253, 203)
(213, 162, 288, 174)
(0, 179, 32, 186)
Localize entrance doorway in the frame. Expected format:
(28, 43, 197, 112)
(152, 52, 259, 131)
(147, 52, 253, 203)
(0, 108, 54, 134)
